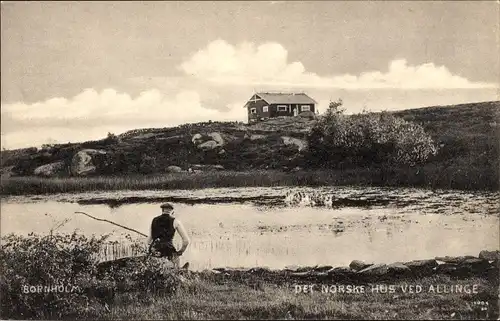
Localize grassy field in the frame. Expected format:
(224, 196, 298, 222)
(98, 274, 499, 320)
(1, 160, 497, 196)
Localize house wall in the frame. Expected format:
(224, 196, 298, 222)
(246, 99, 316, 123)
(269, 104, 316, 117)
(246, 99, 270, 123)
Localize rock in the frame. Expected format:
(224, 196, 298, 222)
(166, 165, 183, 173)
(435, 256, 476, 264)
(208, 132, 224, 146)
(357, 264, 389, 276)
(295, 266, 318, 273)
(190, 164, 224, 171)
(281, 136, 307, 151)
(314, 265, 333, 273)
(435, 263, 458, 275)
(349, 260, 373, 271)
(404, 259, 438, 276)
(70, 149, 107, 176)
(198, 140, 219, 150)
(456, 257, 491, 275)
(34, 161, 66, 177)
(479, 250, 500, 262)
(191, 133, 203, 144)
(328, 267, 356, 276)
(218, 149, 226, 155)
(249, 134, 267, 141)
(0, 165, 15, 179)
(387, 263, 412, 276)
(248, 267, 271, 275)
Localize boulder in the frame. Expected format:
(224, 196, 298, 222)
(456, 257, 491, 275)
(192, 132, 233, 150)
(198, 140, 219, 150)
(387, 263, 412, 276)
(435, 263, 458, 275)
(281, 136, 307, 151)
(349, 260, 373, 271)
(314, 265, 333, 273)
(191, 133, 203, 144)
(70, 149, 107, 176)
(208, 132, 224, 146)
(478, 250, 500, 262)
(357, 264, 389, 276)
(404, 259, 438, 276)
(328, 266, 356, 277)
(33, 161, 66, 177)
(0, 165, 15, 179)
(166, 165, 183, 173)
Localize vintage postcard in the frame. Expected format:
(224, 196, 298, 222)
(1, 1, 499, 320)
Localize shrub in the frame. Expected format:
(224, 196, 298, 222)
(306, 109, 437, 168)
(0, 232, 181, 319)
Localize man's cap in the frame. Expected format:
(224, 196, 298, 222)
(160, 203, 174, 210)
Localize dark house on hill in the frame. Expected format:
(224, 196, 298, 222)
(243, 92, 317, 123)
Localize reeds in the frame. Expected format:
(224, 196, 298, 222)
(0, 164, 497, 196)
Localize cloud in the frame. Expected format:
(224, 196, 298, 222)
(1, 88, 246, 148)
(180, 40, 498, 89)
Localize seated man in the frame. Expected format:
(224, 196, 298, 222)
(147, 203, 190, 268)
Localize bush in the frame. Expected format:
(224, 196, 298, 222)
(306, 109, 437, 168)
(0, 232, 181, 319)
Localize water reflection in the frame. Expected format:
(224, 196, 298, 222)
(1, 187, 499, 271)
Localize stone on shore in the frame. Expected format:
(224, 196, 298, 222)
(349, 260, 373, 271)
(403, 259, 438, 277)
(357, 264, 389, 276)
(479, 250, 500, 262)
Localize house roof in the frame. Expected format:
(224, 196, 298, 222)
(245, 92, 317, 106)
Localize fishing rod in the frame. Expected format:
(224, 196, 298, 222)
(74, 211, 148, 238)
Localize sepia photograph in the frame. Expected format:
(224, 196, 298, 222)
(1, 1, 499, 319)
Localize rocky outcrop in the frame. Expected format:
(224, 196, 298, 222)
(70, 149, 107, 176)
(166, 165, 183, 173)
(33, 161, 66, 177)
(192, 132, 236, 151)
(281, 136, 307, 151)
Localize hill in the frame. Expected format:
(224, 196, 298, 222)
(1, 101, 499, 191)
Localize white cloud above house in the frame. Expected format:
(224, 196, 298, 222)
(180, 40, 497, 89)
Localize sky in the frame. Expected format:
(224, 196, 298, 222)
(1, 1, 499, 149)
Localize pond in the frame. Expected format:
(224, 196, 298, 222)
(1, 186, 498, 271)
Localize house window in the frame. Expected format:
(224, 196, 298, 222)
(263, 106, 269, 112)
(250, 108, 257, 114)
(301, 105, 311, 112)
(277, 105, 288, 112)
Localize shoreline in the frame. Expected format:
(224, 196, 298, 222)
(1, 164, 498, 196)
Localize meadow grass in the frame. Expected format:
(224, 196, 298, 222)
(1, 162, 497, 196)
(105, 274, 498, 320)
